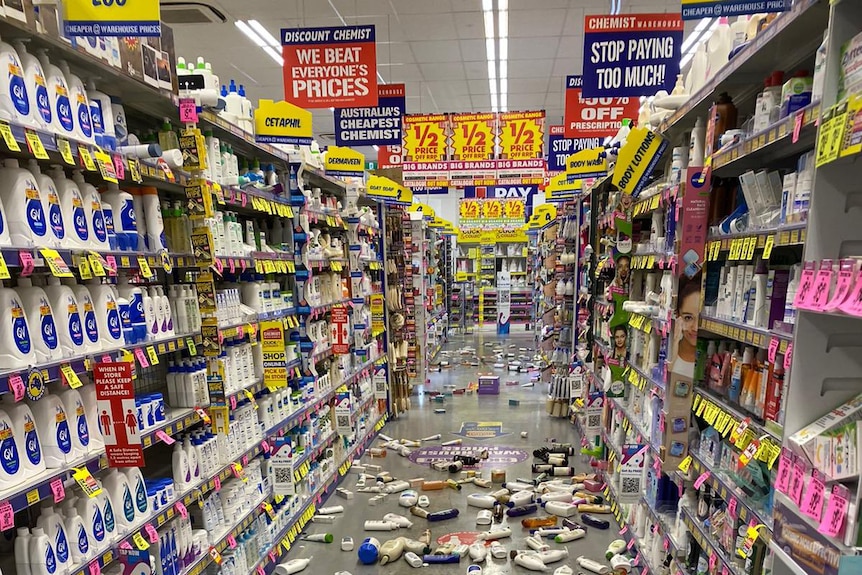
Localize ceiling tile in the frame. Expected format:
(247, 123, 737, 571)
(468, 79, 491, 95)
(508, 9, 567, 37)
(411, 40, 463, 63)
(509, 0, 572, 8)
(507, 93, 547, 110)
(419, 62, 467, 80)
(454, 11, 485, 39)
(557, 36, 585, 60)
(389, 0, 454, 14)
(552, 58, 580, 77)
(387, 64, 426, 82)
(563, 8, 587, 32)
(508, 59, 554, 79)
(508, 78, 548, 94)
(464, 60, 490, 80)
(399, 13, 459, 40)
(471, 94, 492, 110)
(508, 37, 559, 60)
(423, 79, 471, 96)
(459, 39, 486, 62)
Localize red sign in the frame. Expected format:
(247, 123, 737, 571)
(564, 75, 640, 139)
(94, 362, 144, 467)
(331, 305, 350, 354)
(282, 25, 378, 109)
(378, 145, 402, 169)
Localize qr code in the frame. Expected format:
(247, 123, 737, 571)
(273, 466, 293, 484)
(621, 477, 641, 495)
(337, 415, 351, 429)
(587, 414, 601, 428)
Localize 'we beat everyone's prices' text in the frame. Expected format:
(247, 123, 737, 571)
(281, 25, 378, 108)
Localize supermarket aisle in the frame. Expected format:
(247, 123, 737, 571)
(291, 332, 621, 574)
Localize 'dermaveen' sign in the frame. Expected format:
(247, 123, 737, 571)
(282, 25, 378, 109)
(581, 14, 683, 98)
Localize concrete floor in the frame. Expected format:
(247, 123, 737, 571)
(291, 329, 621, 574)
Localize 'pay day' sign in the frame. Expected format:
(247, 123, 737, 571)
(582, 14, 683, 98)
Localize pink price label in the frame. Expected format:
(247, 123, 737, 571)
(767, 337, 779, 364)
(119, 541, 132, 550)
(694, 471, 711, 489)
(134, 347, 149, 368)
(179, 98, 199, 124)
(618, 525, 628, 535)
(89, 561, 101, 575)
(51, 478, 65, 503)
(230, 396, 237, 410)
(101, 355, 112, 364)
(256, 566, 265, 575)
(633, 552, 641, 566)
(800, 473, 826, 522)
(229, 258, 235, 273)
(155, 430, 175, 445)
(227, 534, 237, 549)
(818, 486, 850, 537)
(663, 537, 670, 551)
(9, 374, 24, 401)
(793, 110, 803, 144)
(0, 500, 13, 531)
(793, 269, 816, 308)
(790, 459, 807, 505)
(113, 155, 125, 180)
(19, 251, 34, 276)
(728, 498, 738, 519)
(627, 537, 636, 550)
(708, 553, 717, 570)
(784, 343, 793, 371)
(145, 524, 159, 543)
(214, 476, 221, 491)
(175, 501, 188, 519)
(104, 255, 117, 275)
(261, 440, 271, 453)
(268, 551, 276, 563)
(213, 258, 224, 275)
(722, 566, 730, 575)
(776, 452, 792, 494)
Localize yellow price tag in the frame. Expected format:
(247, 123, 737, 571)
(78, 258, 93, 280)
(0, 252, 10, 280)
(88, 253, 106, 277)
(0, 120, 19, 151)
(57, 137, 75, 165)
(132, 532, 150, 551)
(187, 337, 197, 356)
(138, 256, 154, 278)
(146, 346, 159, 365)
(128, 158, 142, 183)
(72, 467, 102, 498)
(25, 129, 48, 159)
(39, 248, 74, 277)
(243, 389, 258, 409)
(61, 364, 83, 389)
(762, 235, 774, 260)
(78, 145, 96, 171)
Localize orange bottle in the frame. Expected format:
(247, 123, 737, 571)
(422, 480, 446, 490)
(521, 516, 558, 529)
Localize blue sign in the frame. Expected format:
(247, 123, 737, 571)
(582, 14, 683, 98)
(547, 125, 602, 173)
(453, 422, 510, 440)
(334, 84, 405, 147)
(463, 185, 537, 199)
(682, 0, 791, 20)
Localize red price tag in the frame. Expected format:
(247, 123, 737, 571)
(214, 476, 221, 491)
(113, 155, 125, 181)
(134, 347, 149, 368)
(50, 478, 65, 503)
(179, 98, 199, 124)
(784, 343, 793, 370)
(775, 450, 792, 494)
(618, 525, 628, 535)
(694, 471, 711, 489)
(227, 534, 237, 549)
(145, 524, 159, 543)
(9, 374, 24, 401)
(727, 497, 738, 519)
(767, 337, 779, 364)
(155, 430, 175, 445)
(0, 501, 13, 531)
(793, 110, 803, 144)
(89, 561, 101, 575)
(175, 501, 188, 519)
(19, 251, 34, 276)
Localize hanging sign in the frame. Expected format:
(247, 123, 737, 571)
(367, 175, 413, 204)
(548, 125, 600, 173)
(334, 83, 405, 146)
(261, 320, 287, 391)
(331, 306, 350, 354)
(564, 76, 640, 139)
(566, 148, 608, 180)
(402, 114, 450, 187)
(681, 0, 791, 20)
(281, 25, 378, 108)
(546, 172, 581, 202)
(612, 127, 668, 197)
(499, 111, 544, 161)
(582, 14, 683, 98)
(254, 100, 313, 145)
(464, 185, 536, 199)
(62, 0, 160, 37)
(324, 146, 365, 177)
(528, 203, 557, 227)
(378, 145, 402, 168)
(94, 362, 144, 467)
(450, 113, 496, 162)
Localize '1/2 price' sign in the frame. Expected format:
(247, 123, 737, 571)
(403, 115, 449, 163)
(499, 111, 544, 161)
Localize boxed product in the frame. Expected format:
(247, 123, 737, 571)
(788, 392, 862, 481)
(839, 31, 862, 101)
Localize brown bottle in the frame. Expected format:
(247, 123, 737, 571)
(714, 92, 738, 148)
(521, 516, 558, 528)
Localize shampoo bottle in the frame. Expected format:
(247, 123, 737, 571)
(13, 41, 53, 132)
(43, 276, 86, 357)
(0, 287, 36, 368)
(28, 527, 58, 575)
(0, 158, 47, 246)
(28, 161, 65, 246)
(50, 167, 89, 249)
(15, 278, 62, 362)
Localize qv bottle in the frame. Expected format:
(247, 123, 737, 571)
(117, 274, 146, 343)
(0, 35, 34, 128)
(29, 161, 65, 247)
(0, 158, 47, 246)
(29, 390, 77, 468)
(60, 498, 91, 565)
(100, 183, 136, 251)
(16, 527, 32, 575)
(37, 50, 75, 140)
(15, 278, 61, 362)
(50, 167, 88, 249)
(76, 385, 103, 451)
(86, 280, 122, 349)
(43, 277, 86, 358)
(124, 466, 149, 518)
(87, 81, 115, 150)
(0, 287, 36, 368)
(58, 387, 93, 456)
(6, 401, 45, 475)
(75, 496, 106, 554)
(58, 61, 93, 144)
(28, 526, 58, 575)
(72, 171, 109, 250)
(96, 490, 117, 546)
(36, 508, 70, 575)
(13, 41, 52, 132)
(71, 282, 102, 353)
(0, 407, 22, 488)
(102, 470, 136, 532)
(110, 96, 128, 146)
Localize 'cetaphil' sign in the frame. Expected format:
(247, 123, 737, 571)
(254, 100, 313, 145)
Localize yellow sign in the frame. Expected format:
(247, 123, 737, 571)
(409, 203, 436, 219)
(367, 175, 412, 204)
(566, 148, 607, 179)
(450, 113, 496, 162)
(612, 127, 668, 197)
(546, 172, 581, 201)
(459, 199, 481, 221)
(62, 0, 161, 37)
(254, 100, 313, 145)
(403, 114, 449, 163)
(370, 294, 385, 335)
(504, 199, 525, 220)
(260, 320, 287, 391)
(324, 146, 365, 177)
(457, 228, 483, 243)
(497, 229, 528, 242)
(482, 199, 504, 219)
(527, 203, 557, 227)
(499, 111, 544, 160)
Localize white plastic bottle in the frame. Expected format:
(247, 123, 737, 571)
(0, 287, 37, 368)
(86, 80, 115, 150)
(15, 278, 62, 362)
(76, 386, 103, 451)
(0, 407, 23, 488)
(100, 183, 136, 251)
(86, 280, 122, 349)
(28, 526, 58, 575)
(37, 50, 75, 139)
(13, 41, 53, 132)
(96, 490, 117, 546)
(0, 158, 47, 246)
(172, 442, 191, 489)
(183, 435, 200, 483)
(36, 508, 70, 575)
(74, 496, 106, 554)
(16, 527, 32, 575)
(140, 186, 167, 252)
(5, 399, 45, 475)
(123, 467, 149, 518)
(50, 167, 88, 249)
(28, 161, 65, 247)
(43, 277, 86, 358)
(61, 498, 91, 565)
(58, 387, 94, 456)
(142, 288, 157, 341)
(0, 35, 35, 128)
(72, 171, 109, 250)
(102, 469, 136, 532)
(71, 283, 102, 353)
(57, 61, 93, 144)
(29, 391, 80, 467)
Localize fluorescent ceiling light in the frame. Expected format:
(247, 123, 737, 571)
(491, 92, 499, 109)
(680, 17, 715, 53)
(500, 92, 507, 111)
(488, 60, 496, 80)
(486, 38, 496, 61)
(235, 20, 267, 47)
(498, 9, 508, 38)
(263, 46, 284, 66)
(484, 10, 495, 38)
(247, 20, 280, 48)
(499, 60, 507, 80)
(483, 0, 493, 10)
(498, 0, 507, 10)
(500, 77, 507, 95)
(680, 52, 694, 69)
(499, 37, 507, 61)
